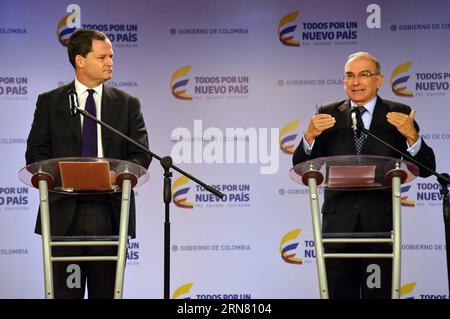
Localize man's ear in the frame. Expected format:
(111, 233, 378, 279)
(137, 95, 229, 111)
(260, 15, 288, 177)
(376, 74, 384, 89)
(75, 55, 84, 69)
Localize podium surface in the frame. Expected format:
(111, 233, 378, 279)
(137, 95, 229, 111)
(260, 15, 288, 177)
(19, 157, 149, 193)
(290, 154, 419, 190)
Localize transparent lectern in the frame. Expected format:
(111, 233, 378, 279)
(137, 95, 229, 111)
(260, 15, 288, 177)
(289, 155, 419, 299)
(19, 157, 149, 299)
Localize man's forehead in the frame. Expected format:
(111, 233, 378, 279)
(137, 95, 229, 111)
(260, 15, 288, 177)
(90, 40, 113, 53)
(345, 57, 376, 71)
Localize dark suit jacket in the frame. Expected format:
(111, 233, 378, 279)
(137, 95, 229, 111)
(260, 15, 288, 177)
(25, 81, 152, 238)
(292, 97, 435, 234)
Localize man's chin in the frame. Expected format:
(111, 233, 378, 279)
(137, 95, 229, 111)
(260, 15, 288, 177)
(350, 95, 367, 103)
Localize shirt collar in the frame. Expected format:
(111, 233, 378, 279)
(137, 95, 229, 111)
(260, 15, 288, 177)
(350, 96, 377, 116)
(74, 78, 103, 96)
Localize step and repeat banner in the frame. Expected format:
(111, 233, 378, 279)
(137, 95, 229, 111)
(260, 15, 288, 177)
(1, 0, 449, 299)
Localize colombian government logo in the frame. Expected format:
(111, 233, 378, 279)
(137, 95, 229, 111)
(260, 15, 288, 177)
(170, 65, 193, 100)
(279, 120, 300, 154)
(400, 282, 416, 299)
(390, 61, 449, 97)
(400, 185, 415, 207)
(390, 61, 414, 97)
(400, 281, 447, 299)
(57, 4, 81, 47)
(172, 282, 193, 299)
(170, 66, 249, 101)
(278, 11, 358, 47)
(172, 175, 194, 209)
(278, 11, 300, 47)
(279, 228, 303, 265)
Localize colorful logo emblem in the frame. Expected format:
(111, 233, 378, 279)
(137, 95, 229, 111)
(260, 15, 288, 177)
(172, 282, 193, 299)
(401, 185, 415, 207)
(56, 4, 81, 47)
(278, 12, 300, 47)
(170, 65, 193, 100)
(390, 61, 414, 97)
(279, 228, 303, 264)
(279, 120, 300, 154)
(173, 175, 194, 209)
(400, 282, 416, 299)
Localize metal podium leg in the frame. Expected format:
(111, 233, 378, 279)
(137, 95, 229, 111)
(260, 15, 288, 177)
(38, 179, 54, 299)
(114, 179, 131, 299)
(307, 177, 329, 299)
(391, 175, 402, 299)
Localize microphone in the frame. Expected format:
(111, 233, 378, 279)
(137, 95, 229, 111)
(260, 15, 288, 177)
(67, 89, 79, 116)
(350, 108, 361, 138)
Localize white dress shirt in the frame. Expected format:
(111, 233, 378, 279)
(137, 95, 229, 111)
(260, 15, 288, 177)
(74, 78, 104, 157)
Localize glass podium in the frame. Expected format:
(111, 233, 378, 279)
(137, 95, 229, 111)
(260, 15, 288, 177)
(290, 155, 419, 299)
(19, 157, 149, 299)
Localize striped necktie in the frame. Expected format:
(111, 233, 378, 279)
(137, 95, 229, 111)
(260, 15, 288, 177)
(354, 106, 367, 154)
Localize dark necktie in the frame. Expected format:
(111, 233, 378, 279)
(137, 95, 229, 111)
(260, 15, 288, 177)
(80, 89, 98, 157)
(354, 106, 367, 155)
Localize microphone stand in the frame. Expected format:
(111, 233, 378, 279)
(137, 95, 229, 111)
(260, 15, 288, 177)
(356, 123, 450, 292)
(69, 95, 225, 299)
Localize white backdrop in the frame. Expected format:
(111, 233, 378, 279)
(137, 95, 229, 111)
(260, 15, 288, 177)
(0, 0, 449, 299)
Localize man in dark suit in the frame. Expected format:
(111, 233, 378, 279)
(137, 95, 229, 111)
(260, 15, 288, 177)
(292, 52, 435, 298)
(25, 29, 152, 298)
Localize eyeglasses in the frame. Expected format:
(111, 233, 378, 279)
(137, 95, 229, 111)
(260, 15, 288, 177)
(343, 71, 379, 81)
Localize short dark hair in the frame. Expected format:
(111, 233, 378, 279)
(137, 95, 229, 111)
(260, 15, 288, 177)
(67, 29, 108, 68)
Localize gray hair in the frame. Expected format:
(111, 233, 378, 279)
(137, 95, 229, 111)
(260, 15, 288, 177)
(346, 52, 381, 74)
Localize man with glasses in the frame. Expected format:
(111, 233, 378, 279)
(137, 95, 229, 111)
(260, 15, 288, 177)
(292, 52, 435, 298)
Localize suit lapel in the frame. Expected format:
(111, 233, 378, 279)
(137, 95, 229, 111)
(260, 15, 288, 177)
(60, 81, 82, 152)
(363, 96, 388, 154)
(101, 85, 120, 153)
